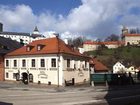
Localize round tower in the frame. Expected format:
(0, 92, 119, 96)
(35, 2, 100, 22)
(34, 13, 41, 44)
(122, 26, 128, 35)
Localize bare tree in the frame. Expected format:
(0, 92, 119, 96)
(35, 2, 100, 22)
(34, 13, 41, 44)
(71, 37, 85, 48)
(105, 34, 119, 41)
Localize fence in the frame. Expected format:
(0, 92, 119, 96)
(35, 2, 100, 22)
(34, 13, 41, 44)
(90, 73, 135, 86)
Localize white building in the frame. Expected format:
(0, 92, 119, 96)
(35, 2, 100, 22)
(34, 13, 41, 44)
(0, 31, 31, 45)
(0, 23, 45, 45)
(83, 41, 121, 52)
(122, 26, 140, 46)
(83, 41, 99, 52)
(126, 66, 139, 74)
(122, 34, 140, 46)
(5, 36, 90, 86)
(113, 62, 127, 74)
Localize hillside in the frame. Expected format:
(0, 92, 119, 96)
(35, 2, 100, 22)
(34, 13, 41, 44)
(85, 46, 140, 69)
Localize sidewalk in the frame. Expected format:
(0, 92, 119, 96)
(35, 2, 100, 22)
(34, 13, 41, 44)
(0, 81, 95, 93)
(0, 80, 140, 93)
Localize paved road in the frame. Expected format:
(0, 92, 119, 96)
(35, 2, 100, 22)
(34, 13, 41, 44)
(0, 82, 140, 105)
(0, 88, 105, 105)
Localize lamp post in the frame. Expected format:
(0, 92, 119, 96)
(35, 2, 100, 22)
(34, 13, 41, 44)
(56, 34, 60, 87)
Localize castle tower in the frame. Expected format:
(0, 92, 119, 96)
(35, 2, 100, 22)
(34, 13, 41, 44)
(122, 26, 128, 35)
(32, 26, 40, 35)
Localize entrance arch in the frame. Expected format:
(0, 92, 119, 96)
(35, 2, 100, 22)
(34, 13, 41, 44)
(16, 73, 20, 81)
(22, 72, 28, 84)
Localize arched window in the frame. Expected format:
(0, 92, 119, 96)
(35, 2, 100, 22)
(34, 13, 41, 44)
(29, 74, 33, 82)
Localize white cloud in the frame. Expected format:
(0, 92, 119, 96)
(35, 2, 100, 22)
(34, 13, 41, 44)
(0, 0, 140, 40)
(0, 4, 36, 32)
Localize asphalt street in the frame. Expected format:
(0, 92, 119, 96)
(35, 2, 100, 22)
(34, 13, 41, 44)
(0, 81, 140, 105)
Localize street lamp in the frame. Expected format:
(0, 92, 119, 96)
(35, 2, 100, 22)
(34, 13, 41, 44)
(56, 33, 60, 87)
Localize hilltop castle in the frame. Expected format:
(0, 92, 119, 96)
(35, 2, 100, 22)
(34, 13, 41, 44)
(0, 23, 45, 45)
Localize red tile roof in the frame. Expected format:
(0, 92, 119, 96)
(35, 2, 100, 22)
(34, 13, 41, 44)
(84, 41, 122, 45)
(84, 41, 99, 45)
(6, 37, 88, 58)
(123, 34, 140, 37)
(90, 58, 108, 72)
(101, 41, 122, 45)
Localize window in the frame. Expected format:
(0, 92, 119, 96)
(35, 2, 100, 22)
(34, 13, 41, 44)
(6, 72, 9, 78)
(74, 64, 76, 69)
(37, 45, 41, 51)
(14, 60, 17, 67)
(51, 59, 56, 67)
(6, 60, 9, 67)
(26, 45, 34, 52)
(31, 59, 35, 67)
(22, 59, 26, 67)
(40, 59, 45, 67)
(37, 44, 45, 51)
(85, 61, 87, 68)
(26, 46, 31, 51)
(29, 74, 33, 82)
(67, 59, 70, 68)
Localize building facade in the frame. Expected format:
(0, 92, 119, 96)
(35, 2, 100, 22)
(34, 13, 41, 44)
(121, 26, 140, 46)
(113, 62, 127, 74)
(5, 37, 90, 86)
(122, 34, 140, 46)
(83, 41, 99, 52)
(0, 56, 4, 81)
(0, 23, 45, 45)
(83, 41, 121, 52)
(0, 36, 22, 81)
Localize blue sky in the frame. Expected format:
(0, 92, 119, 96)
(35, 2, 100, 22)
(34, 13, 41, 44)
(0, 0, 140, 40)
(0, 0, 81, 16)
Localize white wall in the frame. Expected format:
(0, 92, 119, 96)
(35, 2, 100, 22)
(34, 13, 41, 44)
(83, 44, 98, 52)
(124, 36, 140, 46)
(5, 54, 62, 85)
(0, 34, 46, 44)
(5, 54, 90, 86)
(62, 55, 90, 84)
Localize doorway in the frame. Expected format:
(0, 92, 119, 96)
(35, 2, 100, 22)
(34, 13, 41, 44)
(22, 72, 28, 84)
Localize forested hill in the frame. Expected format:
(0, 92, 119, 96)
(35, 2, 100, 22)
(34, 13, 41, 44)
(85, 46, 140, 69)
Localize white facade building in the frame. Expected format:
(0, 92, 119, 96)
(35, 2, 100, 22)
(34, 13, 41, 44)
(83, 41, 121, 52)
(113, 62, 127, 74)
(0, 32, 31, 45)
(83, 41, 99, 52)
(5, 37, 90, 86)
(0, 23, 45, 45)
(121, 26, 140, 46)
(122, 34, 140, 46)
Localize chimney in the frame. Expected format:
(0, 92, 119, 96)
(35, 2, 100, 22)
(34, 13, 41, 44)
(64, 38, 68, 44)
(0, 23, 3, 32)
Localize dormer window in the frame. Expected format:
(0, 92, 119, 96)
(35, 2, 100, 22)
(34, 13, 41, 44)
(37, 45, 41, 51)
(27, 46, 30, 51)
(37, 44, 45, 51)
(26, 45, 34, 52)
(0, 44, 9, 50)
